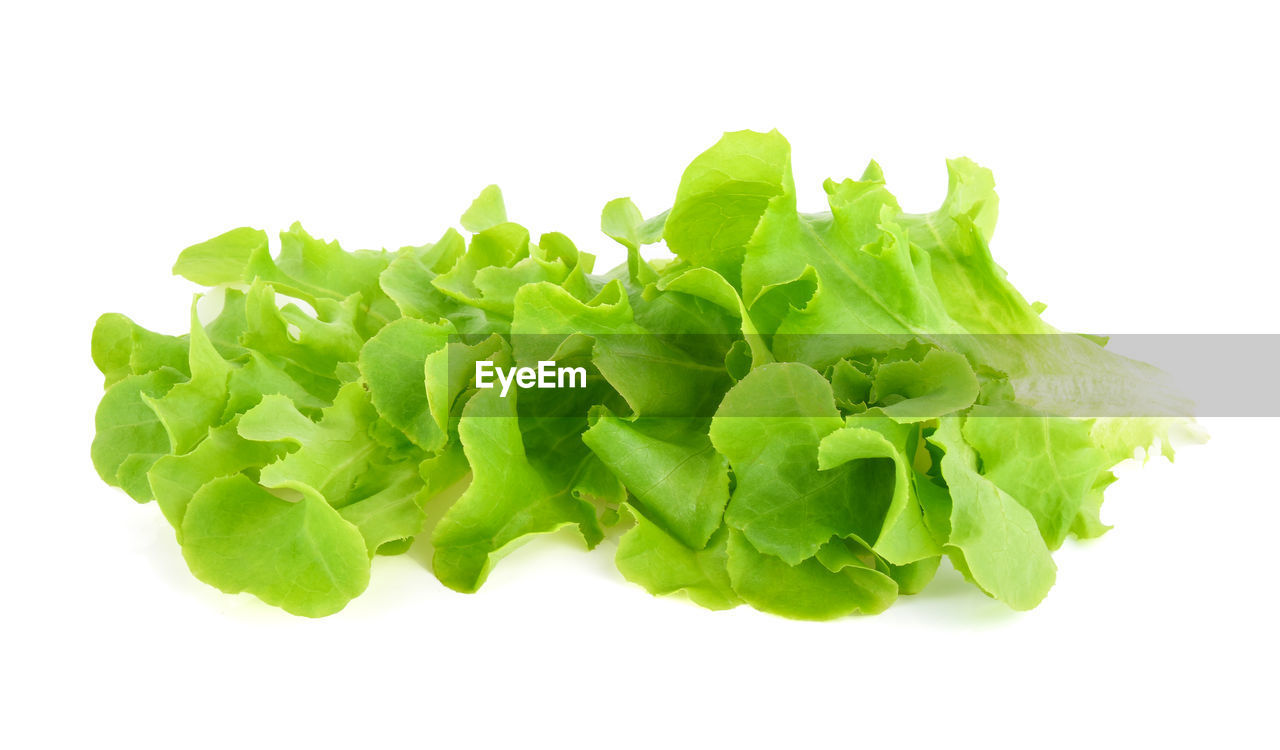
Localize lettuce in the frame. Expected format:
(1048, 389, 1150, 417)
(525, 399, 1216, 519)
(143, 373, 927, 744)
(90, 130, 1194, 618)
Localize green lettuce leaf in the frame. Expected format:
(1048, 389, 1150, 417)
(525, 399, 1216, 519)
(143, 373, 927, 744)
(927, 418, 1057, 610)
(91, 367, 185, 501)
(358, 317, 451, 450)
(181, 474, 371, 617)
(725, 530, 898, 620)
(583, 410, 729, 550)
(962, 404, 1107, 549)
(712, 363, 891, 565)
(143, 299, 231, 454)
(615, 509, 741, 611)
(237, 383, 382, 506)
(431, 385, 603, 593)
(148, 416, 289, 534)
(89, 128, 1196, 619)
(91, 313, 189, 388)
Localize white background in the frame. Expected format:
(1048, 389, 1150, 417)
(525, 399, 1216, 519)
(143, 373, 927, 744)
(2, 2, 1277, 747)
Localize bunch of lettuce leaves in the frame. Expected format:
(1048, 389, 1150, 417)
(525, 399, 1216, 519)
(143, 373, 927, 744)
(90, 130, 1189, 619)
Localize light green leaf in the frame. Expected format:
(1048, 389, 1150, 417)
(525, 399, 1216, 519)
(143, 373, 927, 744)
(378, 229, 466, 319)
(358, 317, 452, 450)
(1071, 470, 1117, 539)
(657, 267, 773, 369)
(225, 350, 331, 418)
(172, 227, 269, 286)
(181, 474, 370, 617)
(238, 383, 381, 506)
(746, 175, 961, 367)
(929, 418, 1057, 610)
(460, 184, 507, 233)
(91, 367, 185, 501)
(829, 359, 872, 410)
(714, 363, 895, 565)
(616, 510, 741, 610)
(870, 348, 979, 422)
(239, 281, 360, 395)
(148, 416, 289, 534)
(601, 197, 659, 284)
(963, 404, 1107, 549)
(583, 409, 729, 549)
(665, 129, 793, 273)
(91, 313, 189, 388)
(512, 281, 730, 417)
(424, 334, 506, 434)
(431, 386, 602, 593)
(432, 223, 574, 320)
(726, 530, 898, 620)
(817, 418, 941, 564)
(337, 462, 429, 554)
(143, 299, 232, 454)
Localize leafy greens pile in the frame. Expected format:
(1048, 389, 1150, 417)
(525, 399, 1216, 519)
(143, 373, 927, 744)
(91, 130, 1186, 619)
